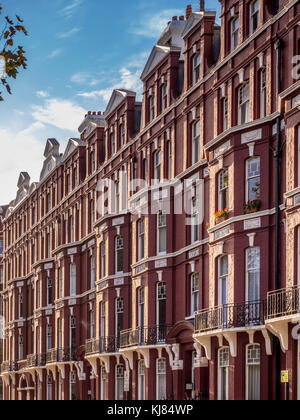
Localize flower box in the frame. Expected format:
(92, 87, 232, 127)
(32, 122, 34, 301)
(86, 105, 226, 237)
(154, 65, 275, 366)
(243, 199, 261, 215)
(214, 209, 229, 225)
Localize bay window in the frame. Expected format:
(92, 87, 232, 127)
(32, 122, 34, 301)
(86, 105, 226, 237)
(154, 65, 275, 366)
(246, 157, 261, 201)
(218, 169, 229, 210)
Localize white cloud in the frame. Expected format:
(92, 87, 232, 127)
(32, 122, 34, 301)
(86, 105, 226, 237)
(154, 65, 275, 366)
(57, 27, 80, 39)
(0, 123, 45, 204)
(60, 0, 83, 19)
(36, 90, 49, 98)
(47, 49, 63, 59)
(129, 8, 182, 38)
(31, 98, 86, 131)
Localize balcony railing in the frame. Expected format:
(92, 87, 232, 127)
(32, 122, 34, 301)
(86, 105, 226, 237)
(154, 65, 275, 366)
(194, 300, 267, 334)
(26, 354, 46, 368)
(267, 286, 300, 319)
(1, 361, 18, 373)
(85, 336, 120, 356)
(46, 347, 77, 364)
(120, 325, 172, 349)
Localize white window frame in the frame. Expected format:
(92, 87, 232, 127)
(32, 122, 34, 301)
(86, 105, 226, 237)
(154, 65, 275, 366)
(154, 150, 162, 184)
(246, 157, 261, 202)
(120, 123, 125, 147)
(69, 370, 76, 401)
(191, 197, 200, 244)
(115, 181, 120, 214)
(138, 359, 146, 400)
(115, 365, 124, 401)
(138, 219, 145, 261)
(58, 267, 63, 299)
(238, 83, 250, 125)
(110, 131, 115, 155)
(231, 17, 239, 51)
(138, 287, 145, 330)
(156, 282, 166, 329)
(218, 169, 229, 210)
(149, 95, 155, 122)
(18, 334, 23, 361)
(246, 247, 260, 302)
(90, 310, 95, 339)
(101, 367, 107, 400)
(250, 0, 259, 35)
(115, 297, 124, 338)
(47, 375, 53, 401)
(162, 84, 168, 111)
(70, 315, 76, 350)
(157, 212, 167, 255)
(156, 358, 167, 400)
(246, 344, 261, 400)
(193, 53, 200, 84)
(218, 256, 228, 307)
(70, 263, 77, 297)
(167, 140, 172, 180)
(260, 68, 266, 118)
(115, 236, 124, 274)
(218, 347, 230, 400)
(47, 324, 52, 351)
(192, 120, 200, 164)
(191, 273, 200, 315)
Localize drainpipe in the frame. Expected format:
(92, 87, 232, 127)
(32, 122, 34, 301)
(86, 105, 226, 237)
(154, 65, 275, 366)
(274, 38, 283, 401)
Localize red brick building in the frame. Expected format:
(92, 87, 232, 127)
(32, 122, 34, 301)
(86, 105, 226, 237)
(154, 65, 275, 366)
(1, 0, 300, 401)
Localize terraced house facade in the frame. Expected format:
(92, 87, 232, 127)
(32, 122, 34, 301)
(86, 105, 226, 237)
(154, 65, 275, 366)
(1, 0, 300, 401)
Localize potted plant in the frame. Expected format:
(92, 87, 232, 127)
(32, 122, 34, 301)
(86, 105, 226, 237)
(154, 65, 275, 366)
(243, 199, 261, 214)
(214, 208, 229, 224)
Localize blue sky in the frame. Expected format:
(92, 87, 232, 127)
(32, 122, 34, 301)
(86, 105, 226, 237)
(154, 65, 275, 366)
(0, 0, 221, 204)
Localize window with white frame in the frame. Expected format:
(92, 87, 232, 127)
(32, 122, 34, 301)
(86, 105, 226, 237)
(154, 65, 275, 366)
(115, 365, 124, 400)
(47, 375, 53, 401)
(192, 120, 200, 164)
(191, 273, 200, 315)
(218, 348, 230, 400)
(90, 310, 95, 339)
(115, 236, 124, 274)
(223, 98, 228, 131)
(260, 68, 266, 118)
(193, 53, 200, 84)
(238, 83, 250, 125)
(18, 293, 23, 319)
(47, 324, 52, 351)
(70, 370, 77, 401)
(246, 247, 260, 302)
(231, 17, 239, 51)
(191, 197, 200, 244)
(58, 267, 63, 299)
(115, 297, 124, 342)
(70, 263, 76, 296)
(218, 169, 229, 210)
(218, 256, 228, 327)
(101, 242, 106, 278)
(120, 123, 125, 147)
(138, 219, 145, 261)
(157, 283, 166, 340)
(154, 150, 162, 183)
(47, 277, 53, 306)
(156, 358, 167, 400)
(149, 95, 155, 122)
(246, 344, 261, 400)
(138, 359, 146, 400)
(70, 315, 76, 350)
(157, 212, 167, 254)
(162, 84, 168, 111)
(115, 181, 120, 214)
(246, 157, 261, 201)
(18, 334, 23, 360)
(110, 131, 115, 155)
(90, 255, 95, 289)
(101, 367, 107, 400)
(250, 0, 259, 35)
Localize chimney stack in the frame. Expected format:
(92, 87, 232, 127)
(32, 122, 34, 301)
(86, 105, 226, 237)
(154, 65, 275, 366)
(179, 16, 185, 21)
(200, 0, 205, 12)
(172, 16, 177, 21)
(186, 5, 192, 20)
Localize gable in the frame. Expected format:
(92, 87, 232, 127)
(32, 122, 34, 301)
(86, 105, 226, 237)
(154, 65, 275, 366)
(63, 138, 84, 161)
(141, 45, 171, 81)
(105, 89, 135, 117)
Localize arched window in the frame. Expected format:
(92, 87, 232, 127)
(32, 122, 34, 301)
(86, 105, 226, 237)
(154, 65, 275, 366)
(218, 348, 230, 400)
(115, 365, 124, 400)
(156, 358, 166, 400)
(246, 344, 261, 400)
(115, 236, 124, 274)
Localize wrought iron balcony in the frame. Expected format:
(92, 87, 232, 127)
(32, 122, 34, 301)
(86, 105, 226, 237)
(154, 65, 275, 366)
(85, 336, 120, 356)
(194, 300, 267, 334)
(120, 325, 172, 349)
(26, 353, 46, 368)
(267, 286, 300, 319)
(1, 361, 18, 373)
(46, 347, 77, 364)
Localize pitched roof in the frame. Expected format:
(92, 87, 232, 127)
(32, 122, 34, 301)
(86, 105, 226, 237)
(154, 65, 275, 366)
(104, 89, 136, 117)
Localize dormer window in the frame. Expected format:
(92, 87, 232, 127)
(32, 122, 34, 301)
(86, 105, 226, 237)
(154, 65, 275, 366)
(250, 0, 259, 35)
(161, 84, 168, 111)
(149, 94, 155, 122)
(193, 53, 200, 84)
(231, 17, 239, 51)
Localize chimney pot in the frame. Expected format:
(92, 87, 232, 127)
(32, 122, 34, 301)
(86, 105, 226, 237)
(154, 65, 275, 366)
(179, 16, 185, 21)
(98, 111, 101, 115)
(88, 111, 91, 115)
(172, 16, 177, 21)
(200, 0, 205, 12)
(186, 5, 192, 20)
(93, 112, 96, 115)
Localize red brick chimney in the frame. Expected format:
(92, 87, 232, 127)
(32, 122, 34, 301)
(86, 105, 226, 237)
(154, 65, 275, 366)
(172, 16, 178, 21)
(186, 5, 192, 20)
(179, 16, 185, 21)
(200, 0, 205, 11)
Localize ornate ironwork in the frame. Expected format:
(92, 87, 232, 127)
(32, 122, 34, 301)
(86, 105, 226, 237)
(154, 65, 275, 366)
(27, 354, 46, 368)
(1, 361, 18, 373)
(194, 300, 266, 333)
(120, 325, 172, 349)
(85, 336, 120, 355)
(46, 347, 77, 363)
(267, 286, 300, 319)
